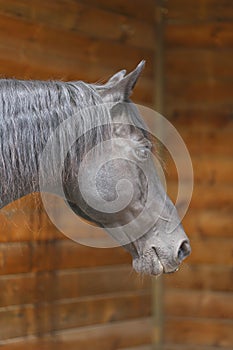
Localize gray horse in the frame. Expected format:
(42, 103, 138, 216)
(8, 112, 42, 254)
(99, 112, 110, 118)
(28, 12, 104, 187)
(0, 61, 191, 275)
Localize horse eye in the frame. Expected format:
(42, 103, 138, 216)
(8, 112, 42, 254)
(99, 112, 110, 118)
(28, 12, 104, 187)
(136, 147, 150, 160)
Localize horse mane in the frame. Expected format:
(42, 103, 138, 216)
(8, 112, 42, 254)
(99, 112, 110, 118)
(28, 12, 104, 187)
(0, 78, 112, 202)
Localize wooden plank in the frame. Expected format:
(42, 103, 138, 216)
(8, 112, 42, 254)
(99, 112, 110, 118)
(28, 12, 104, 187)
(0, 243, 31, 275)
(187, 238, 233, 266)
(0, 11, 155, 105)
(166, 49, 233, 80)
(0, 52, 154, 96)
(0, 292, 151, 340)
(166, 79, 233, 108)
(166, 108, 233, 131)
(165, 289, 233, 319)
(120, 346, 151, 350)
(166, 22, 233, 49)
(165, 129, 233, 156)
(168, 182, 233, 210)
(0, 14, 154, 74)
(0, 0, 156, 51)
(0, 317, 153, 349)
(190, 184, 233, 210)
(0, 56, 106, 82)
(182, 210, 233, 239)
(0, 266, 151, 307)
(164, 264, 233, 292)
(165, 345, 233, 350)
(0, 225, 232, 272)
(166, 156, 233, 184)
(0, 240, 131, 275)
(10, 235, 232, 277)
(0, 207, 64, 243)
(82, 0, 156, 22)
(166, 0, 233, 22)
(165, 317, 233, 347)
(0, 0, 156, 25)
(0, 13, 155, 104)
(1, 197, 119, 243)
(163, 3, 233, 350)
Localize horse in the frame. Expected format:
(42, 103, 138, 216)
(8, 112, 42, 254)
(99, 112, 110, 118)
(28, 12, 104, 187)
(0, 61, 191, 275)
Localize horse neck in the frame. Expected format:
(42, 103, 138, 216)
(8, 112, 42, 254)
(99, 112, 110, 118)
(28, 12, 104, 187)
(0, 119, 53, 209)
(0, 82, 71, 208)
(0, 79, 105, 209)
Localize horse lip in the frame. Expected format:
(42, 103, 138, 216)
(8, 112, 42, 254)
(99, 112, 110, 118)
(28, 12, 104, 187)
(164, 267, 179, 274)
(151, 247, 164, 275)
(151, 247, 180, 275)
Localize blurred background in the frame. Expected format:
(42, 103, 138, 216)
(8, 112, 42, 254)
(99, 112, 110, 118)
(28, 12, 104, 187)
(0, 1, 232, 349)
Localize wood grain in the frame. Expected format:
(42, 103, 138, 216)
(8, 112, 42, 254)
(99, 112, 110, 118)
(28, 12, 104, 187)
(0, 266, 151, 307)
(0, 0, 155, 51)
(82, 0, 156, 22)
(0, 292, 151, 340)
(166, 108, 233, 130)
(0, 1, 232, 349)
(0, 240, 131, 275)
(0, 318, 153, 349)
(165, 346, 233, 350)
(166, 156, 233, 185)
(166, 79, 233, 109)
(182, 210, 233, 239)
(165, 289, 233, 319)
(166, 0, 233, 22)
(164, 3, 233, 346)
(165, 317, 233, 347)
(188, 237, 232, 265)
(164, 264, 233, 292)
(168, 182, 233, 210)
(166, 22, 233, 49)
(0, 13, 154, 73)
(166, 49, 233, 80)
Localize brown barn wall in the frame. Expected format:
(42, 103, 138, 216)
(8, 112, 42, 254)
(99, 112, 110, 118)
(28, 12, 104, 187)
(0, 1, 232, 350)
(0, 1, 155, 349)
(163, 1, 233, 349)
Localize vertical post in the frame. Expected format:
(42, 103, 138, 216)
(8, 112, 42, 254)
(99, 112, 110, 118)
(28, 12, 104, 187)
(152, 1, 166, 349)
(155, 0, 165, 115)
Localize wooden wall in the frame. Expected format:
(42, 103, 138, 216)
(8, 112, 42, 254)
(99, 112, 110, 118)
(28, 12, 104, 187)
(0, 1, 232, 350)
(0, 1, 156, 349)
(163, 1, 233, 349)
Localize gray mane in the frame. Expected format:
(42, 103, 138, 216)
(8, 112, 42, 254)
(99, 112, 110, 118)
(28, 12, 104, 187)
(0, 78, 111, 206)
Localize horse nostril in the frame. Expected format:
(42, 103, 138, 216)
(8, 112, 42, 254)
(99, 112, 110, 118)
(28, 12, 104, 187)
(177, 240, 191, 262)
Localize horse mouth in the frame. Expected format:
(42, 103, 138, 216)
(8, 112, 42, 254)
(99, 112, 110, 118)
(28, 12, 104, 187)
(132, 247, 164, 276)
(151, 247, 164, 276)
(132, 247, 180, 276)
(152, 247, 181, 275)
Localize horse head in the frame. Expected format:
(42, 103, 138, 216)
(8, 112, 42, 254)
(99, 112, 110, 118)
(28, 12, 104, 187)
(63, 62, 191, 276)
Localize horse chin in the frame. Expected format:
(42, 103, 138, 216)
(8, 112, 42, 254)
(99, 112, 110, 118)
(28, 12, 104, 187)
(132, 249, 164, 276)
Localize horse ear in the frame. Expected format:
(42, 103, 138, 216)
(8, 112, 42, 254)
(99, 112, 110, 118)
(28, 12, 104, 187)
(99, 60, 145, 102)
(107, 69, 127, 84)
